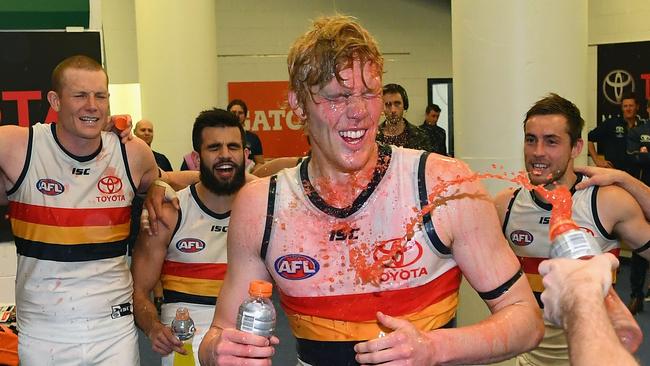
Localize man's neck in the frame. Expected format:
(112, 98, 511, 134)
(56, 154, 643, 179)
(195, 182, 235, 214)
(625, 117, 637, 128)
(533, 171, 578, 203)
(55, 124, 101, 157)
(307, 146, 379, 208)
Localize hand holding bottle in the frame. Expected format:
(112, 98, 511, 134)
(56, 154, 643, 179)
(539, 253, 617, 326)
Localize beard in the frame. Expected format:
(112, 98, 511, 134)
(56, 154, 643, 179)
(385, 114, 401, 125)
(199, 157, 246, 196)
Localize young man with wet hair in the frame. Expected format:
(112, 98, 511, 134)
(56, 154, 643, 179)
(199, 15, 543, 366)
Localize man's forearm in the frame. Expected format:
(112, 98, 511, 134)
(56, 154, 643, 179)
(133, 292, 162, 338)
(564, 291, 639, 366)
(426, 301, 543, 364)
(160, 170, 200, 191)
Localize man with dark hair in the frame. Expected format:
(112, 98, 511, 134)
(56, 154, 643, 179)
(420, 103, 447, 155)
(0, 55, 160, 364)
(199, 15, 543, 366)
(494, 93, 650, 365)
(227, 98, 264, 166)
(133, 108, 254, 366)
(377, 83, 433, 151)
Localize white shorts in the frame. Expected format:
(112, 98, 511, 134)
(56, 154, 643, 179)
(160, 302, 214, 366)
(18, 326, 139, 366)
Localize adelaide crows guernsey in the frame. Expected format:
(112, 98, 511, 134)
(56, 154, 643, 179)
(263, 145, 460, 364)
(161, 184, 229, 305)
(8, 122, 136, 343)
(503, 174, 619, 297)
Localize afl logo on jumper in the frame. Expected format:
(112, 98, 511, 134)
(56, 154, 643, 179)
(510, 230, 534, 246)
(176, 238, 206, 253)
(36, 178, 64, 196)
(372, 238, 423, 268)
(275, 254, 319, 280)
(97, 175, 123, 194)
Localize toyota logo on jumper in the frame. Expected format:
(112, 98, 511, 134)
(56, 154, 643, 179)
(602, 70, 635, 105)
(97, 176, 123, 194)
(372, 238, 423, 268)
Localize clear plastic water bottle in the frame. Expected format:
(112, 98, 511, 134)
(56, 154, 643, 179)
(236, 280, 276, 337)
(549, 221, 643, 353)
(171, 307, 196, 366)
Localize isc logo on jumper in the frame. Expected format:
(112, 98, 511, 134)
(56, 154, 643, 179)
(36, 178, 64, 196)
(275, 254, 320, 280)
(510, 230, 534, 246)
(176, 238, 206, 253)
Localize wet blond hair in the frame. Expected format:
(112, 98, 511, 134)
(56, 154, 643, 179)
(287, 15, 383, 111)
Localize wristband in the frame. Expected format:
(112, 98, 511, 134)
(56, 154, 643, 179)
(477, 269, 524, 300)
(152, 179, 177, 201)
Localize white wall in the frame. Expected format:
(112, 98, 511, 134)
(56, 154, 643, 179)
(215, 0, 452, 127)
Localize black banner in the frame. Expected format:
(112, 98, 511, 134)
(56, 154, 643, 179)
(0, 31, 101, 127)
(597, 41, 650, 124)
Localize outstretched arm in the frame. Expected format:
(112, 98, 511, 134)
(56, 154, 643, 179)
(575, 165, 650, 220)
(355, 156, 543, 365)
(539, 254, 639, 366)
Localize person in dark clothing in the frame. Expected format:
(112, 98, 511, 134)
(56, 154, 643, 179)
(227, 99, 264, 167)
(588, 93, 646, 314)
(626, 101, 650, 314)
(377, 83, 433, 151)
(588, 94, 642, 175)
(420, 103, 447, 155)
(134, 119, 173, 172)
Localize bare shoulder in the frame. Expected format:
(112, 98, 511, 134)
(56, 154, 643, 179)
(232, 176, 272, 212)
(597, 184, 638, 211)
(493, 187, 517, 219)
(424, 153, 471, 180)
(123, 135, 157, 191)
(0, 125, 30, 182)
(123, 134, 153, 157)
(423, 154, 488, 199)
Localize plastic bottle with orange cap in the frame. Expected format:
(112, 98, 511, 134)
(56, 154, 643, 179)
(236, 280, 276, 337)
(549, 220, 643, 352)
